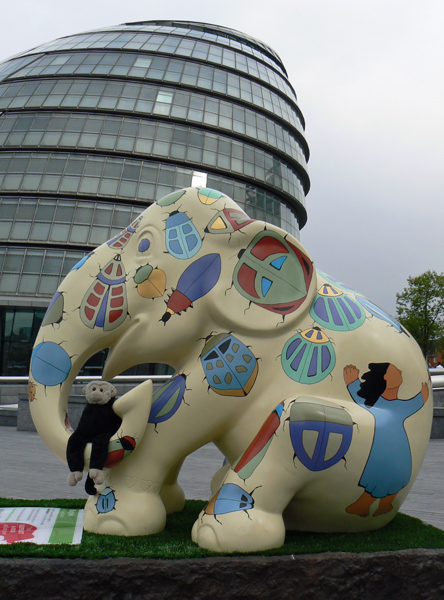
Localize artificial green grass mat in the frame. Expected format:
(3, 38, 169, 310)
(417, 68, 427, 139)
(1, 497, 444, 559)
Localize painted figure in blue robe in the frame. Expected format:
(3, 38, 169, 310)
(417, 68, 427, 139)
(343, 363, 429, 517)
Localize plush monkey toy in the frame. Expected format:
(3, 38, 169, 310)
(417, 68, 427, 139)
(66, 380, 121, 495)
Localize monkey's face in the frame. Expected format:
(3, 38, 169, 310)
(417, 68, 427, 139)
(84, 381, 116, 405)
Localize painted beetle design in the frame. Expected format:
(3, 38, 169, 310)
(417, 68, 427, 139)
(105, 435, 136, 468)
(288, 399, 353, 471)
(232, 402, 284, 480)
(233, 230, 314, 316)
(281, 327, 335, 384)
(148, 374, 187, 424)
(165, 211, 202, 259)
(96, 487, 117, 514)
(107, 216, 143, 250)
(204, 483, 256, 521)
(205, 208, 255, 235)
(310, 283, 365, 332)
(200, 333, 258, 397)
(80, 254, 128, 331)
(355, 295, 405, 333)
(162, 254, 221, 322)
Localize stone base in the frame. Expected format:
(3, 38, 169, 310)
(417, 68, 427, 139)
(1, 550, 444, 599)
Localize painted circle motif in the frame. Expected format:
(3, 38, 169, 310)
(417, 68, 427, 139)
(233, 230, 313, 315)
(282, 327, 335, 384)
(30, 342, 72, 386)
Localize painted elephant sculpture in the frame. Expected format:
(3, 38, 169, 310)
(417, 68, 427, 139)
(29, 187, 432, 552)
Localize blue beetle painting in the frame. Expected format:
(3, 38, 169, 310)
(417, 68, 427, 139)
(96, 487, 117, 514)
(165, 211, 202, 259)
(288, 399, 354, 471)
(148, 374, 187, 425)
(200, 333, 258, 397)
(204, 483, 255, 522)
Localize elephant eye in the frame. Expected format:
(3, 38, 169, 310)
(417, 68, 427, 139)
(138, 238, 151, 253)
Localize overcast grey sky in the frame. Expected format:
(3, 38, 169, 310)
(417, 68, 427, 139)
(1, 0, 442, 314)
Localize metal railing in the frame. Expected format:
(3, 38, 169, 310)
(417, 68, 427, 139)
(0, 371, 442, 388)
(0, 375, 171, 384)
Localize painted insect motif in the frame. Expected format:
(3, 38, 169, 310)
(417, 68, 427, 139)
(310, 283, 365, 332)
(232, 402, 284, 480)
(156, 189, 187, 207)
(287, 399, 353, 471)
(70, 251, 94, 272)
(200, 333, 258, 397)
(105, 436, 136, 468)
(281, 327, 335, 384)
(107, 216, 143, 250)
(30, 341, 72, 386)
(148, 374, 187, 425)
(41, 292, 65, 327)
(204, 483, 256, 522)
(355, 295, 405, 334)
(134, 264, 166, 299)
(233, 230, 313, 316)
(198, 188, 225, 205)
(162, 254, 221, 323)
(165, 211, 202, 259)
(205, 208, 255, 235)
(80, 255, 128, 331)
(96, 487, 117, 514)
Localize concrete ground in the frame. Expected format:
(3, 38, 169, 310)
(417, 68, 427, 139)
(1, 426, 443, 530)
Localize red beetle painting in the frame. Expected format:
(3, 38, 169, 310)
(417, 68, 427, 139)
(80, 254, 128, 331)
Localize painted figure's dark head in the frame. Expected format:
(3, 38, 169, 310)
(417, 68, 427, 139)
(357, 362, 391, 407)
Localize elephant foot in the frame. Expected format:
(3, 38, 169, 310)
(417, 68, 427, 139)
(191, 508, 285, 553)
(160, 482, 186, 514)
(83, 488, 166, 536)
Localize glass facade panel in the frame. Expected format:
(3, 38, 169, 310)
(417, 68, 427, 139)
(2, 58, 304, 133)
(0, 20, 309, 377)
(0, 113, 308, 195)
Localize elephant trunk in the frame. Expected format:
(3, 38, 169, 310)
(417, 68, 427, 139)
(28, 259, 128, 463)
(29, 329, 111, 463)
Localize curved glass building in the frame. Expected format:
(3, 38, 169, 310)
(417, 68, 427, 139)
(0, 20, 310, 376)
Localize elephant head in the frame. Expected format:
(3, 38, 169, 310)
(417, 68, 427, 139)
(29, 187, 317, 466)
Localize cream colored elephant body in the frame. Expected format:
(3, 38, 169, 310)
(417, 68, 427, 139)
(29, 187, 432, 552)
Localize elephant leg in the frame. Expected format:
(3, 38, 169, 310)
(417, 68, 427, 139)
(210, 460, 230, 495)
(160, 458, 186, 514)
(192, 402, 310, 552)
(82, 429, 191, 535)
(82, 464, 167, 537)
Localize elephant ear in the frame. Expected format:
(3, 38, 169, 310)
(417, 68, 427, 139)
(207, 219, 317, 333)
